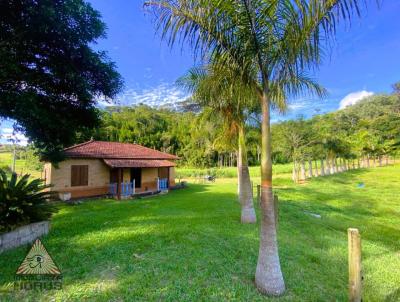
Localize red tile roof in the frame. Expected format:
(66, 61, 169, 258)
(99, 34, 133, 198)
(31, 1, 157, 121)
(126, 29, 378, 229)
(104, 159, 176, 168)
(64, 140, 178, 160)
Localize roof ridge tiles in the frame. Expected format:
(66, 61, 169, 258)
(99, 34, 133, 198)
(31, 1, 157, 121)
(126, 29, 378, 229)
(63, 139, 95, 151)
(62, 140, 179, 160)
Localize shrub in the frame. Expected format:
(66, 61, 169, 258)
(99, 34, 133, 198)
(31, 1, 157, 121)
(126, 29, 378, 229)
(0, 169, 57, 233)
(0, 165, 11, 174)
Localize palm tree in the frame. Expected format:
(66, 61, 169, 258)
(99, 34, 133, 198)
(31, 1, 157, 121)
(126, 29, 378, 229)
(178, 63, 258, 223)
(145, 0, 365, 295)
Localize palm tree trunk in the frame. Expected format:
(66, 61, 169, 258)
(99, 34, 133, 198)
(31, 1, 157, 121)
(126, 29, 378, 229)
(314, 160, 318, 177)
(320, 159, 325, 176)
(237, 157, 241, 198)
(255, 93, 285, 296)
(325, 157, 330, 175)
(292, 160, 297, 183)
(300, 161, 306, 180)
(308, 160, 313, 177)
(238, 124, 256, 223)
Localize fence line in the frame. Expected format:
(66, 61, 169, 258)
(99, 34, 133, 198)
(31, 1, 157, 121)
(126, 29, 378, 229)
(292, 155, 396, 183)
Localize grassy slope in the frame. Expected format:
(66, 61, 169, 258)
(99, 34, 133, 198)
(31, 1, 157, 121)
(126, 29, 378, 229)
(0, 165, 399, 301)
(0, 152, 41, 178)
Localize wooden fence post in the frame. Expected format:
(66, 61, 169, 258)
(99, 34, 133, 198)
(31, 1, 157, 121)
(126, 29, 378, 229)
(257, 185, 261, 204)
(348, 228, 362, 302)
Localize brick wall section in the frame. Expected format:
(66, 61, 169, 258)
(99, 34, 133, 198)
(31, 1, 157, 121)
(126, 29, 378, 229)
(0, 221, 49, 253)
(46, 159, 110, 199)
(49, 158, 109, 190)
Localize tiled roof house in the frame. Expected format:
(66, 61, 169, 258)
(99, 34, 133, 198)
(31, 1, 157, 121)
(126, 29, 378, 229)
(44, 140, 178, 200)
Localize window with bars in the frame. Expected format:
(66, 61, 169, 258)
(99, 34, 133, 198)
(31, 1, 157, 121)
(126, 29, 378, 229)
(71, 165, 89, 187)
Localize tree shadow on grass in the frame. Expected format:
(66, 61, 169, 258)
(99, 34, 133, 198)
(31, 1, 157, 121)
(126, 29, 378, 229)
(0, 183, 349, 301)
(0, 174, 397, 301)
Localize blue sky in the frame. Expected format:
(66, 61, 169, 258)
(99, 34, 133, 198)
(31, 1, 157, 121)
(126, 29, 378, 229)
(1, 0, 400, 144)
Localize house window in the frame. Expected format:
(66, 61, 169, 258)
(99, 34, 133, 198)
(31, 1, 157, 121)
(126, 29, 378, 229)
(71, 165, 89, 187)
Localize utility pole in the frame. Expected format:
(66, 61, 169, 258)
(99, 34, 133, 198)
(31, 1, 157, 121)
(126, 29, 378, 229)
(12, 143, 16, 173)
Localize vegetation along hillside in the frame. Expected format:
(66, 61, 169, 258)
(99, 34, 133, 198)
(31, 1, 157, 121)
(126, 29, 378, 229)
(83, 90, 400, 168)
(3, 90, 399, 175)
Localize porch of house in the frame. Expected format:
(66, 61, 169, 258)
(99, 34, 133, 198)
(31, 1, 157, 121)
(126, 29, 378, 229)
(107, 165, 173, 199)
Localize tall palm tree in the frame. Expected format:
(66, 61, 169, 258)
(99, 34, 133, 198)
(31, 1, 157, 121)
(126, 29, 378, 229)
(146, 0, 365, 295)
(178, 63, 258, 223)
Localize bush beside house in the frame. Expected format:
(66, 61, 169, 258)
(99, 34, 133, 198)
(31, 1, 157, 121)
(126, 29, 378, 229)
(0, 169, 57, 234)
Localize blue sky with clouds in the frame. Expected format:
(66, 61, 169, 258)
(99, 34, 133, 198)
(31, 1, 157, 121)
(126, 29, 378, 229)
(1, 0, 400, 144)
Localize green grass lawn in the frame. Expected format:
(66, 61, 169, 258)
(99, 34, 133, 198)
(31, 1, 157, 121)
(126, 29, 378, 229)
(0, 152, 42, 178)
(0, 165, 399, 301)
(176, 163, 293, 179)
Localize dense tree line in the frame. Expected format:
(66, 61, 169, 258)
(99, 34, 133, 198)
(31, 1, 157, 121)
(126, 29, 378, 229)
(83, 91, 399, 170)
(272, 91, 400, 181)
(273, 93, 400, 160)
(84, 105, 254, 167)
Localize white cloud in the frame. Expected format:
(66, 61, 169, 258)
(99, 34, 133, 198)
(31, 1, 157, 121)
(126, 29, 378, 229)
(0, 127, 28, 146)
(2, 127, 13, 134)
(339, 90, 374, 109)
(102, 82, 191, 108)
(288, 102, 307, 110)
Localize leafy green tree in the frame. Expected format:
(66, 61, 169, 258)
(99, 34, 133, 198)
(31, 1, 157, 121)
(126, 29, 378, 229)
(0, 0, 123, 162)
(22, 145, 44, 173)
(274, 119, 316, 182)
(178, 63, 258, 223)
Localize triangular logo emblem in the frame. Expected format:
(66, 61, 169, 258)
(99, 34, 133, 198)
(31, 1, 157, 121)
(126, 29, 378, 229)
(16, 239, 61, 275)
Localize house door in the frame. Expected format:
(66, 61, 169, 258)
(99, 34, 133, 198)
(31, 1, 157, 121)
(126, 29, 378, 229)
(130, 168, 141, 188)
(110, 169, 120, 183)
